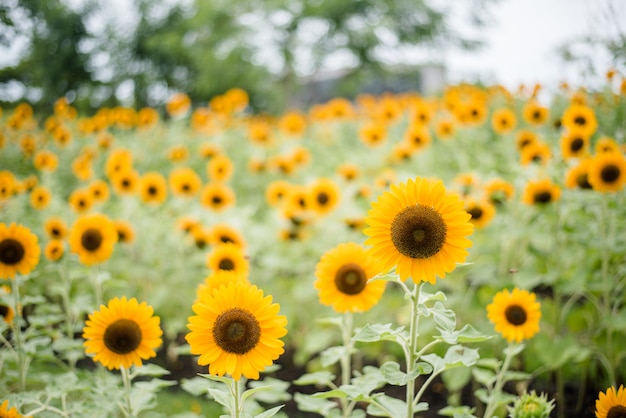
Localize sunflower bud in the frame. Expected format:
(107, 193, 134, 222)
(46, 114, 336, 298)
(508, 391, 555, 418)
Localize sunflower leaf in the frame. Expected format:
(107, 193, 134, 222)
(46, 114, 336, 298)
(254, 405, 284, 418)
(316, 316, 343, 328)
(208, 387, 233, 409)
(503, 343, 525, 357)
(293, 371, 336, 386)
(366, 394, 414, 417)
(380, 361, 419, 385)
(320, 345, 351, 367)
(132, 363, 171, 377)
(352, 323, 407, 344)
(198, 373, 234, 385)
(294, 393, 340, 416)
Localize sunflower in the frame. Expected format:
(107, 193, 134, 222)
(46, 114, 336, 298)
(522, 100, 549, 126)
(83, 296, 162, 370)
(0, 223, 41, 279)
(248, 119, 272, 145)
(337, 163, 360, 182)
(44, 239, 65, 261)
(560, 129, 590, 160)
(199, 143, 222, 159)
(515, 130, 539, 152)
(196, 270, 249, 300)
(169, 167, 202, 198)
(88, 179, 110, 204)
(33, 149, 59, 172)
(209, 223, 246, 249)
(464, 199, 496, 229)
(309, 178, 340, 215)
(105, 148, 133, 179)
(596, 385, 626, 418)
(205, 243, 249, 277)
(248, 157, 267, 174)
(595, 137, 620, 154)
(483, 178, 515, 205)
(200, 183, 236, 212)
(561, 104, 598, 137)
(434, 119, 455, 140)
(269, 155, 296, 176)
(111, 169, 140, 196)
(491, 108, 517, 134)
(186, 281, 288, 380)
(520, 142, 551, 166)
(314, 242, 386, 313)
(279, 111, 307, 137)
(565, 159, 593, 190)
(265, 180, 292, 207)
(192, 227, 211, 249)
(390, 142, 415, 163)
(364, 177, 473, 284)
(68, 188, 94, 213)
(359, 121, 387, 147)
(207, 154, 234, 182)
(403, 124, 432, 151)
(487, 288, 541, 343)
(0, 400, 28, 418)
(69, 214, 118, 265)
(29, 186, 51, 210)
(1, 303, 15, 324)
(522, 179, 561, 205)
(114, 220, 135, 244)
(140, 172, 168, 205)
(177, 216, 201, 235)
(44, 217, 67, 240)
(588, 152, 626, 192)
(167, 145, 189, 162)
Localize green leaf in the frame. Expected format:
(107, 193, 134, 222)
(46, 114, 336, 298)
(438, 405, 477, 417)
(320, 345, 350, 367)
(198, 373, 233, 385)
(316, 316, 343, 327)
(208, 387, 232, 409)
(352, 323, 407, 344)
(294, 393, 339, 415)
(311, 389, 349, 399)
(380, 361, 419, 386)
(133, 363, 171, 377)
(456, 324, 493, 343)
(247, 377, 291, 403)
(293, 371, 336, 387)
(368, 272, 400, 283)
(418, 290, 447, 304)
(472, 367, 496, 386)
(503, 343, 525, 357)
(254, 405, 284, 418)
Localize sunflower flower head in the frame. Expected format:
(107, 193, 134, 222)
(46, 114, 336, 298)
(486, 288, 541, 343)
(186, 281, 288, 380)
(596, 385, 626, 418)
(364, 177, 473, 284)
(508, 391, 555, 418)
(0, 223, 41, 279)
(315, 242, 386, 313)
(69, 214, 118, 266)
(0, 400, 30, 418)
(83, 296, 163, 370)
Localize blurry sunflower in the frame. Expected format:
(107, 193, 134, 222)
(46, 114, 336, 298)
(33, 149, 59, 172)
(588, 152, 626, 192)
(191, 227, 211, 250)
(522, 100, 549, 125)
(309, 178, 340, 215)
(169, 167, 202, 198)
(71, 155, 93, 181)
(248, 157, 267, 174)
(491, 108, 517, 134)
(279, 111, 307, 137)
(515, 130, 539, 152)
(595, 137, 620, 154)
(1, 303, 15, 324)
(248, 119, 272, 146)
(560, 129, 589, 160)
(44, 239, 65, 261)
(434, 118, 455, 140)
(167, 145, 189, 162)
(69, 213, 118, 265)
(200, 183, 236, 212)
(596, 385, 626, 418)
(207, 154, 234, 183)
(166, 92, 191, 117)
(483, 178, 515, 205)
(337, 163, 360, 182)
(83, 296, 162, 370)
(390, 142, 415, 164)
(69, 188, 94, 213)
(269, 155, 296, 176)
(177, 216, 201, 235)
(88, 179, 111, 204)
(0, 223, 41, 279)
(196, 270, 249, 300)
(209, 224, 246, 249)
(522, 179, 561, 205)
(29, 186, 51, 210)
(206, 243, 249, 276)
(186, 281, 288, 380)
(0, 171, 16, 201)
(409, 100, 433, 126)
(359, 121, 387, 147)
(464, 199, 496, 229)
(140, 172, 168, 205)
(114, 220, 135, 244)
(314, 242, 386, 313)
(105, 148, 133, 179)
(487, 288, 541, 343)
(199, 143, 221, 159)
(44, 217, 68, 240)
(373, 169, 397, 190)
(278, 227, 308, 241)
(290, 145, 311, 167)
(136, 107, 159, 129)
(0, 400, 27, 417)
(403, 124, 432, 151)
(520, 142, 551, 166)
(454, 172, 479, 197)
(344, 217, 366, 231)
(561, 104, 598, 137)
(565, 159, 593, 189)
(265, 180, 292, 207)
(364, 177, 473, 284)
(111, 169, 140, 196)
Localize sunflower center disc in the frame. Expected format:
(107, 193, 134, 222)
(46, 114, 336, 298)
(577, 173, 592, 189)
(103, 318, 143, 354)
(0, 304, 10, 318)
(574, 116, 586, 125)
(504, 305, 527, 326)
(607, 405, 626, 418)
(219, 258, 235, 271)
(390, 205, 447, 259)
(0, 238, 26, 265)
(212, 196, 222, 205)
(570, 138, 584, 152)
(220, 236, 234, 244)
(81, 229, 103, 251)
(148, 186, 157, 195)
(317, 192, 329, 205)
(600, 164, 620, 183)
(213, 308, 261, 354)
(468, 207, 483, 220)
(334, 263, 367, 295)
(533, 192, 552, 204)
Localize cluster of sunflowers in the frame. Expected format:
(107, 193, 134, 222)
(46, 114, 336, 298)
(0, 74, 625, 417)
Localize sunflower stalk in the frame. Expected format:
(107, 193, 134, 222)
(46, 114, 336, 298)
(406, 282, 423, 418)
(482, 343, 519, 418)
(12, 275, 29, 392)
(340, 311, 356, 418)
(120, 366, 136, 418)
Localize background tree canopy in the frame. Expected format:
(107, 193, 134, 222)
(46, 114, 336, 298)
(0, 0, 497, 114)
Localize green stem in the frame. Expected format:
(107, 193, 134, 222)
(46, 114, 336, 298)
(120, 366, 135, 418)
(231, 377, 243, 418)
(12, 275, 28, 391)
(599, 193, 615, 386)
(483, 343, 517, 418)
(92, 265, 103, 308)
(340, 311, 354, 418)
(406, 283, 422, 418)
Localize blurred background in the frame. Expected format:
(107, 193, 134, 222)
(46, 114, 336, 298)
(0, 0, 624, 113)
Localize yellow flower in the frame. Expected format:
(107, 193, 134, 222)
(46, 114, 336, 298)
(207, 154, 234, 183)
(209, 224, 246, 249)
(44, 217, 68, 240)
(0, 399, 30, 417)
(44, 239, 65, 261)
(364, 177, 473, 284)
(596, 385, 626, 418)
(186, 281, 287, 380)
(200, 183, 236, 212)
(309, 178, 340, 215)
(83, 297, 162, 370)
(169, 167, 202, 198)
(205, 243, 249, 277)
(0, 223, 40, 279)
(487, 288, 541, 343)
(588, 152, 626, 192)
(314, 242, 386, 313)
(29, 186, 51, 210)
(69, 214, 118, 265)
(140, 172, 168, 205)
(561, 104, 598, 137)
(522, 178, 561, 205)
(464, 198, 496, 229)
(491, 108, 517, 134)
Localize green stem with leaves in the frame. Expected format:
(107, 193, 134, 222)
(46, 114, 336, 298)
(340, 311, 355, 418)
(12, 275, 29, 391)
(483, 343, 518, 418)
(405, 282, 422, 418)
(120, 366, 135, 418)
(230, 377, 243, 418)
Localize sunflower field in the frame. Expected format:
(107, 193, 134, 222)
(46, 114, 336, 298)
(1, 76, 626, 418)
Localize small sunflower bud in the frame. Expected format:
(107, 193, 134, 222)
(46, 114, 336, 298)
(508, 391, 555, 418)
